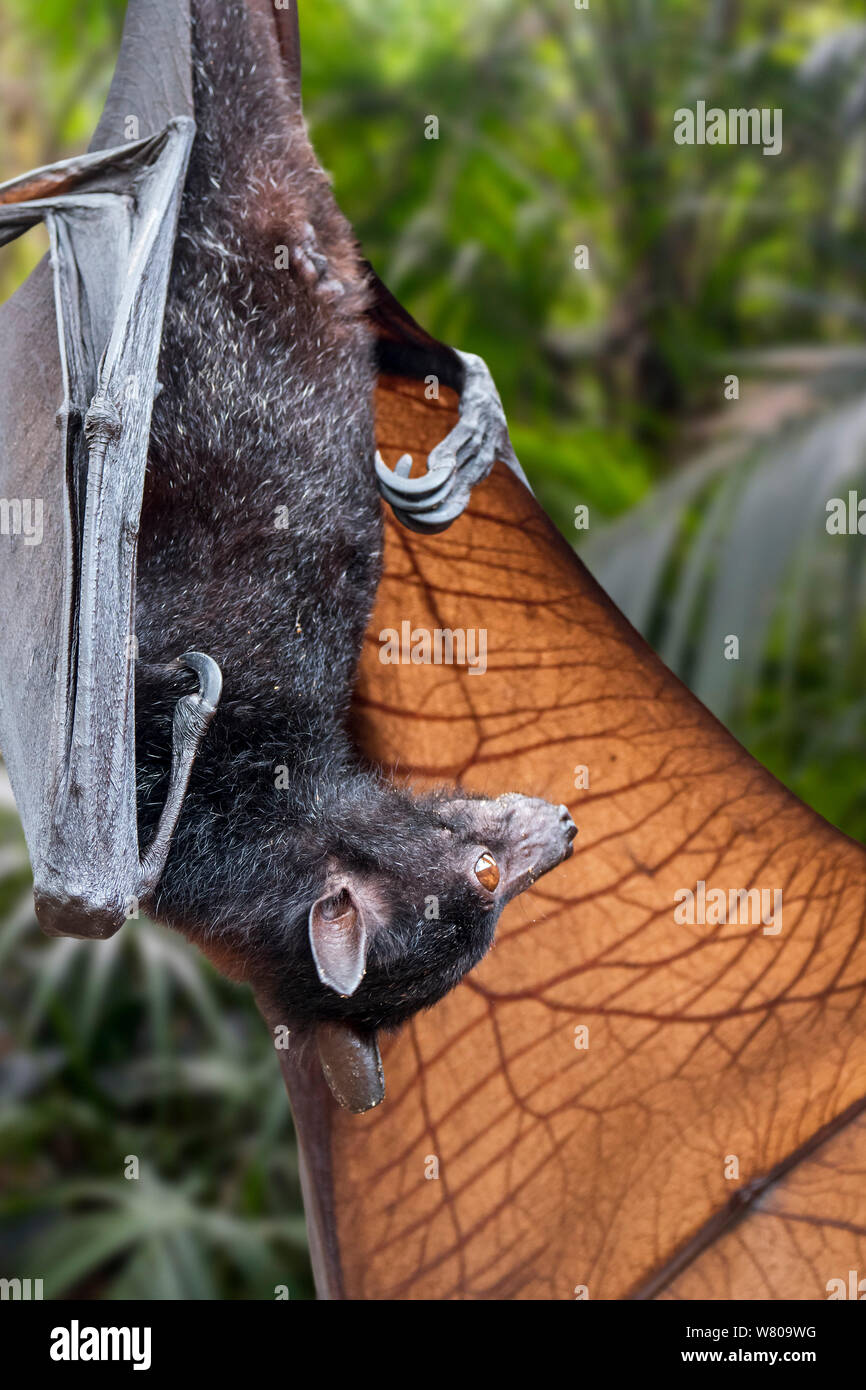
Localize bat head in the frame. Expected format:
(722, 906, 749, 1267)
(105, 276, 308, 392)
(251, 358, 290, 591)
(162, 779, 575, 1110)
(293, 788, 577, 1033)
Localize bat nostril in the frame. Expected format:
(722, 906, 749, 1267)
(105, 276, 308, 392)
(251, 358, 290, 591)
(558, 805, 578, 842)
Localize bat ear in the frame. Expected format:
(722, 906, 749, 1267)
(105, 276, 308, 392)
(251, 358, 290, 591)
(308, 883, 371, 996)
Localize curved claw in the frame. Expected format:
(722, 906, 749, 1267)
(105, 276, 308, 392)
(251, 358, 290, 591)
(138, 651, 223, 894)
(378, 479, 457, 515)
(374, 449, 455, 499)
(392, 499, 467, 534)
(391, 453, 414, 479)
(179, 650, 223, 711)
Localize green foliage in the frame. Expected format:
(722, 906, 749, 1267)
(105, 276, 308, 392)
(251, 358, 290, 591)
(302, 0, 866, 452)
(584, 350, 866, 840)
(0, 812, 313, 1299)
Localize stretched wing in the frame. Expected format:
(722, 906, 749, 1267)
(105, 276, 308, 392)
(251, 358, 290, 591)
(256, 1, 866, 1300)
(278, 376, 866, 1300)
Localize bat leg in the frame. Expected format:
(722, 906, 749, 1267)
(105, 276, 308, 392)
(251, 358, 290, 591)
(375, 349, 531, 533)
(36, 645, 221, 939)
(316, 1022, 385, 1113)
(138, 651, 222, 898)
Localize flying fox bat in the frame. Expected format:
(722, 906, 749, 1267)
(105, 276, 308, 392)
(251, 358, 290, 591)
(4, 0, 866, 1304)
(0, 0, 574, 1117)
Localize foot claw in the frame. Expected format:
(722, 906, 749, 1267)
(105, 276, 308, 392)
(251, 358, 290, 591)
(375, 350, 520, 534)
(374, 449, 455, 500)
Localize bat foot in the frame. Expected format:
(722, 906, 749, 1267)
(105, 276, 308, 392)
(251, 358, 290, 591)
(375, 350, 520, 533)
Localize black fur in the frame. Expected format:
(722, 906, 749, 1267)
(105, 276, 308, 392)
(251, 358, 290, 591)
(134, 1, 572, 1036)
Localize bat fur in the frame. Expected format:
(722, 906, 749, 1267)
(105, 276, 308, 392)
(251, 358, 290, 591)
(132, 1, 574, 1035)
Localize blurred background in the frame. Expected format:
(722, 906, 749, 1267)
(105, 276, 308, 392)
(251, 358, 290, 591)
(1, 0, 865, 1297)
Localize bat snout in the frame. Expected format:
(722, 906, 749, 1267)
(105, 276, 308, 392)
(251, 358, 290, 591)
(499, 796, 577, 901)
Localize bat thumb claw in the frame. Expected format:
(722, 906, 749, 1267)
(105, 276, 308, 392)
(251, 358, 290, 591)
(179, 650, 223, 711)
(317, 1022, 385, 1113)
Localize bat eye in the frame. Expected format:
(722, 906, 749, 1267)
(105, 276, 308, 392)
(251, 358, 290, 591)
(474, 851, 500, 892)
